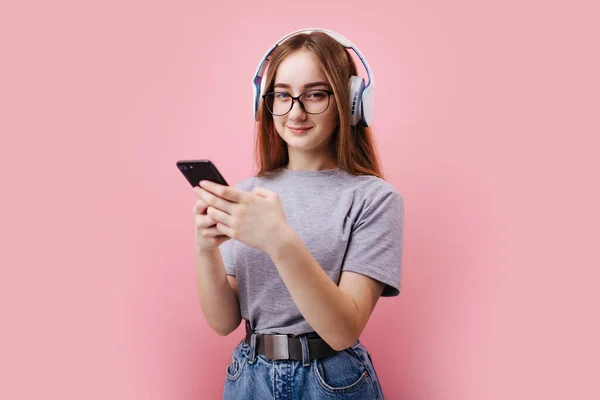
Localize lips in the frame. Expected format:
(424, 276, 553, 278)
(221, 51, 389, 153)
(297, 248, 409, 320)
(288, 126, 311, 134)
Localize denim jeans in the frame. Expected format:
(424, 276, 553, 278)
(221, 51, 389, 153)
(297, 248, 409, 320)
(223, 335, 385, 399)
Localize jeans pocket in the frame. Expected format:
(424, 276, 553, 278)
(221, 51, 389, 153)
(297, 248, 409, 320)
(225, 358, 244, 381)
(313, 349, 373, 395)
(225, 343, 247, 381)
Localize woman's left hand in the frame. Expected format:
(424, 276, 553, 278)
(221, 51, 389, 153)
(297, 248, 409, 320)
(193, 180, 290, 255)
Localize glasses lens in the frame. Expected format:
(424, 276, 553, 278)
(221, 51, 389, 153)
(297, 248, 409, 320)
(265, 90, 331, 115)
(299, 90, 330, 114)
(264, 93, 289, 115)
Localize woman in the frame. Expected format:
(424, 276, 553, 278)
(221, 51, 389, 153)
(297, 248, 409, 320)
(192, 28, 404, 399)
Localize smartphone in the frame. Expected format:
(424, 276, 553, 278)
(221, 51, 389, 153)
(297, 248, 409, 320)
(176, 159, 229, 187)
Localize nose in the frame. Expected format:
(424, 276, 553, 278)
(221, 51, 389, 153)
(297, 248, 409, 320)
(288, 99, 307, 120)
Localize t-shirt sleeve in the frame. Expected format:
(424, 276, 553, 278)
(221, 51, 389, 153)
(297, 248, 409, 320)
(341, 189, 404, 297)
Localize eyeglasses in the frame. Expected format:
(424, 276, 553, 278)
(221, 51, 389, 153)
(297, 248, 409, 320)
(262, 89, 334, 116)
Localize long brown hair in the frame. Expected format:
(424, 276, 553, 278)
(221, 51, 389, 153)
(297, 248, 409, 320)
(254, 32, 384, 179)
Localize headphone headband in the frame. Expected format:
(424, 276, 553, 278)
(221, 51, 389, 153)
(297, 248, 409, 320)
(252, 28, 376, 126)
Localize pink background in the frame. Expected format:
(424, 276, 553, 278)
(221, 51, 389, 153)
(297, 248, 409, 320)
(1, 0, 599, 399)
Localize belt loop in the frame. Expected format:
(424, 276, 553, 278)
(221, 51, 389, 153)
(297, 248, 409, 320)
(248, 333, 258, 364)
(299, 335, 310, 367)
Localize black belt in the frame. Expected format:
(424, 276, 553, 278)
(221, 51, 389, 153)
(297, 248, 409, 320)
(244, 320, 339, 361)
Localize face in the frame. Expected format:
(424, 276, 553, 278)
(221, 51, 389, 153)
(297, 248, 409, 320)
(271, 50, 338, 158)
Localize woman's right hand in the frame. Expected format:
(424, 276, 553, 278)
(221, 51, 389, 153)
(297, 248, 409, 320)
(193, 187, 230, 252)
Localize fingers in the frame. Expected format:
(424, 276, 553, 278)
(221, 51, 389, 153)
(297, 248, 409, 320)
(192, 199, 209, 215)
(206, 206, 234, 227)
(194, 212, 217, 229)
(192, 188, 230, 247)
(193, 200, 217, 230)
(215, 222, 235, 239)
(252, 187, 275, 199)
(198, 227, 223, 238)
(195, 186, 236, 214)
(199, 180, 248, 204)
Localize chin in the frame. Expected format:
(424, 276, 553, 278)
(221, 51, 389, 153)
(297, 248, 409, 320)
(284, 137, 313, 150)
(286, 137, 331, 153)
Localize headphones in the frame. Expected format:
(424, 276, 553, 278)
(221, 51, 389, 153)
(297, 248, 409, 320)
(252, 28, 376, 127)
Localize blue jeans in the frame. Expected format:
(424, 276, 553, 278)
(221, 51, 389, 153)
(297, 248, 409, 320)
(223, 335, 385, 399)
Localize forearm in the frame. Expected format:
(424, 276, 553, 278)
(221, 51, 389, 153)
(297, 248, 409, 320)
(266, 228, 359, 351)
(195, 247, 241, 336)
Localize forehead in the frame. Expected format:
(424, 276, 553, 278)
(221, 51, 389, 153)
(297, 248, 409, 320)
(274, 50, 328, 87)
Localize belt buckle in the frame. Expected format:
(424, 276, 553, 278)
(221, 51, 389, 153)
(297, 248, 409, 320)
(264, 334, 289, 360)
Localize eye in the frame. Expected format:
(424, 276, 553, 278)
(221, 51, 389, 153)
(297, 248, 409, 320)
(275, 92, 291, 99)
(303, 90, 328, 100)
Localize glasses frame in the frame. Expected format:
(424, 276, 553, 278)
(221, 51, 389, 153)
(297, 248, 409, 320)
(262, 89, 335, 116)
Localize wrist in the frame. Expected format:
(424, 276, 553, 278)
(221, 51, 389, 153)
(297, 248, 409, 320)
(195, 246, 219, 259)
(265, 224, 296, 260)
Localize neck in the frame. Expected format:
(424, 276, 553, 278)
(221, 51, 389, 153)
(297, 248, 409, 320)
(286, 149, 337, 172)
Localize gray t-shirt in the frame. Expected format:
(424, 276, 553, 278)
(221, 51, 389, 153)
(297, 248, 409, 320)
(218, 167, 404, 335)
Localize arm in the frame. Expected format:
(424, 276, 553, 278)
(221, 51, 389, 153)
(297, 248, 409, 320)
(195, 181, 396, 349)
(195, 247, 242, 336)
(267, 227, 385, 351)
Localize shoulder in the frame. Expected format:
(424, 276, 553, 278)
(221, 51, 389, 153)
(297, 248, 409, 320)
(338, 172, 404, 215)
(349, 174, 401, 200)
(232, 176, 256, 192)
(231, 169, 285, 192)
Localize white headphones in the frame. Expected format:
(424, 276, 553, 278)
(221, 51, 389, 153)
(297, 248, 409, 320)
(252, 28, 376, 127)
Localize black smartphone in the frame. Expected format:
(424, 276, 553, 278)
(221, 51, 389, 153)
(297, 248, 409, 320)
(176, 159, 229, 187)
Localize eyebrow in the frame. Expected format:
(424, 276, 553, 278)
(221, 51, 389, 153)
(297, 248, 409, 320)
(273, 81, 331, 90)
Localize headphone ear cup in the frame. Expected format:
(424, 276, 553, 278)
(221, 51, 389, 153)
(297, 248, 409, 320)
(254, 60, 271, 121)
(360, 83, 374, 127)
(256, 71, 268, 121)
(260, 72, 268, 103)
(348, 76, 365, 126)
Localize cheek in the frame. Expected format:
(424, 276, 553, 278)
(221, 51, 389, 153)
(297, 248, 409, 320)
(318, 110, 338, 131)
(323, 101, 338, 126)
(272, 118, 286, 137)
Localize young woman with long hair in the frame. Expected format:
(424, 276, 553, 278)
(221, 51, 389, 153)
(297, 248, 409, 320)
(192, 28, 404, 399)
